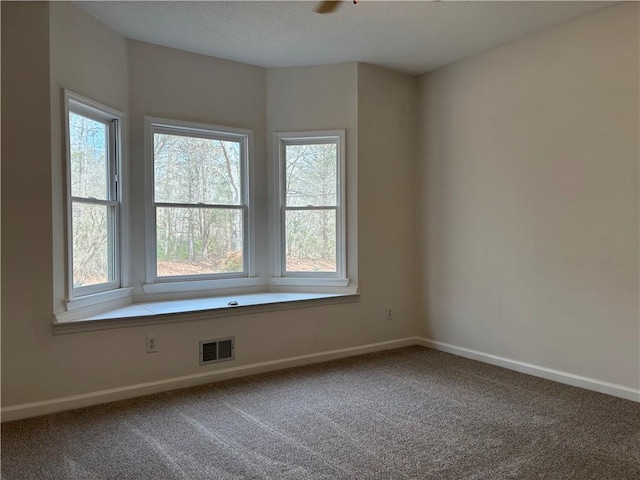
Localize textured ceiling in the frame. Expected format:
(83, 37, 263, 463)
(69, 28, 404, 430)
(75, 1, 613, 75)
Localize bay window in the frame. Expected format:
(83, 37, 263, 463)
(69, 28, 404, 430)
(58, 109, 354, 326)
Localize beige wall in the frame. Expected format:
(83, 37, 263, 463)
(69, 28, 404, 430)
(1, 1, 53, 407)
(417, 3, 640, 389)
(356, 63, 419, 339)
(2, 0, 638, 411)
(1, 4, 418, 408)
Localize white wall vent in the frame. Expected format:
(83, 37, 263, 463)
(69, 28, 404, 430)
(199, 337, 235, 365)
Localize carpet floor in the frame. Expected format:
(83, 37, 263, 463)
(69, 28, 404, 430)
(2, 346, 639, 479)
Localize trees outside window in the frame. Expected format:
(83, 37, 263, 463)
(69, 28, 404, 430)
(147, 120, 251, 282)
(275, 131, 346, 280)
(65, 104, 349, 306)
(66, 92, 122, 299)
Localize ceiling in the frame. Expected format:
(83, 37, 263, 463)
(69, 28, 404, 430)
(75, 1, 614, 75)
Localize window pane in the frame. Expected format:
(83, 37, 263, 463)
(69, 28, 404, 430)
(156, 207, 243, 277)
(154, 133, 242, 205)
(72, 202, 114, 287)
(285, 209, 336, 272)
(69, 112, 110, 200)
(285, 143, 337, 207)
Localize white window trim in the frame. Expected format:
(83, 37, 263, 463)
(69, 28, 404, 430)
(144, 117, 256, 295)
(54, 113, 359, 326)
(64, 287, 134, 312)
(64, 90, 129, 306)
(142, 276, 263, 295)
(270, 277, 350, 287)
(273, 130, 347, 285)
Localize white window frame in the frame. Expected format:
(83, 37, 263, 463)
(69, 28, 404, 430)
(64, 91, 125, 300)
(144, 117, 255, 294)
(273, 130, 347, 286)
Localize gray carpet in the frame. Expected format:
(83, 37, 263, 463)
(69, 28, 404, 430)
(2, 346, 639, 479)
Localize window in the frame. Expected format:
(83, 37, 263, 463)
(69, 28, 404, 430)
(65, 92, 123, 299)
(274, 131, 346, 283)
(57, 110, 355, 325)
(146, 118, 253, 288)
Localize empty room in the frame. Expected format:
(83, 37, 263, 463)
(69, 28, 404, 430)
(1, 1, 638, 478)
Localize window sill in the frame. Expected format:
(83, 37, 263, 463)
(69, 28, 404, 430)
(65, 287, 134, 312)
(53, 291, 360, 335)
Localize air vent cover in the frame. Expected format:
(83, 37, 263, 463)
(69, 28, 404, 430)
(200, 337, 234, 365)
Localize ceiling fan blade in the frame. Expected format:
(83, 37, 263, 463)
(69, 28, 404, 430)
(315, 1, 341, 14)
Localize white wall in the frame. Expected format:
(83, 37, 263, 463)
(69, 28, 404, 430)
(417, 3, 640, 389)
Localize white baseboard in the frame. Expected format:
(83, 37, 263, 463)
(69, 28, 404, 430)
(1, 337, 416, 422)
(416, 337, 640, 402)
(3, 336, 637, 422)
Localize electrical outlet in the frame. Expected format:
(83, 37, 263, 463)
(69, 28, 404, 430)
(146, 335, 158, 353)
(386, 307, 393, 321)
